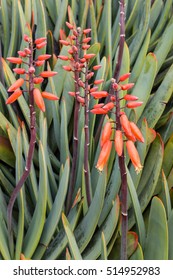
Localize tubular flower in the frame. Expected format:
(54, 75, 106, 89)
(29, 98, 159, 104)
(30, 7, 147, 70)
(83, 53, 96, 60)
(33, 88, 45, 112)
(42, 92, 59, 100)
(90, 91, 108, 99)
(36, 42, 47, 49)
(129, 122, 144, 143)
(6, 57, 23, 64)
(114, 130, 123, 156)
(94, 79, 104, 85)
(33, 77, 44, 84)
(100, 121, 112, 148)
(37, 54, 51, 61)
(120, 113, 133, 140)
(120, 83, 134, 91)
(102, 102, 114, 111)
(6, 89, 22, 104)
(13, 68, 26, 74)
(90, 108, 107, 114)
(96, 140, 112, 172)
(123, 94, 138, 101)
(34, 37, 46, 44)
(119, 72, 131, 82)
(126, 101, 143, 108)
(40, 71, 58, 78)
(126, 140, 143, 174)
(8, 78, 24, 92)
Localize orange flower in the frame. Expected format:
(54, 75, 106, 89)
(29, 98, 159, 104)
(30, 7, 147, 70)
(58, 55, 69, 61)
(35, 60, 45, 67)
(13, 68, 26, 74)
(126, 140, 143, 174)
(101, 121, 112, 147)
(82, 37, 91, 43)
(119, 73, 131, 82)
(8, 78, 24, 92)
(120, 83, 134, 90)
(93, 65, 102, 70)
(6, 57, 23, 64)
(90, 108, 107, 114)
(37, 54, 51, 61)
(33, 88, 45, 112)
(36, 42, 47, 49)
(129, 122, 144, 143)
(59, 40, 70, 46)
(123, 94, 138, 101)
(120, 113, 133, 140)
(33, 77, 44, 84)
(96, 140, 112, 172)
(126, 101, 143, 108)
(83, 28, 92, 34)
(90, 91, 108, 99)
(66, 21, 74, 30)
(6, 89, 22, 104)
(34, 37, 46, 44)
(102, 102, 114, 111)
(62, 66, 72, 71)
(42, 92, 59, 100)
(40, 71, 58, 78)
(83, 53, 96, 60)
(94, 79, 104, 85)
(114, 130, 123, 156)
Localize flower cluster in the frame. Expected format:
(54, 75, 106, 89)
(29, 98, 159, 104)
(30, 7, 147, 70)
(94, 74, 144, 174)
(6, 34, 59, 111)
(58, 22, 106, 105)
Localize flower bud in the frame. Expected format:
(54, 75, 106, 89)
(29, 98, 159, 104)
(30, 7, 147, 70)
(34, 37, 46, 44)
(119, 73, 131, 82)
(37, 54, 51, 61)
(17, 51, 27, 57)
(123, 94, 138, 101)
(62, 66, 72, 71)
(36, 42, 47, 49)
(84, 53, 96, 60)
(40, 71, 57, 77)
(93, 65, 102, 71)
(129, 122, 144, 143)
(6, 57, 23, 64)
(83, 28, 92, 34)
(101, 122, 112, 147)
(126, 101, 143, 108)
(120, 83, 134, 91)
(42, 92, 59, 100)
(8, 78, 24, 92)
(24, 48, 31, 55)
(59, 40, 70, 46)
(58, 55, 69, 61)
(94, 79, 104, 85)
(90, 91, 108, 99)
(33, 77, 44, 84)
(13, 68, 26, 74)
(6, 89, 22, 104)
(28, 66, 35, 73)
(33, 88, 45, 112)
(114, 130, 123, 156)
(66, 21, 74, 30)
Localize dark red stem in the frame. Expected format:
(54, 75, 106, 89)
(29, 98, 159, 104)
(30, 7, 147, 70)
(7, 40, 36, 245)
(66, 31, 81, 214)
(84, 63, 91, 206)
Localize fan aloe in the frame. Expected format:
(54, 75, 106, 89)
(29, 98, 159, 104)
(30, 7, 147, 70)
(0, 0, 173, 260)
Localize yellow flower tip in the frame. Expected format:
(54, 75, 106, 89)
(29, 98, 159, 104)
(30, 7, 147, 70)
(135, 164, 143, 174)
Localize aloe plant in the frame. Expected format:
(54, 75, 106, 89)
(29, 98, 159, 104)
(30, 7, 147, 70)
(0, 0, 173, 260)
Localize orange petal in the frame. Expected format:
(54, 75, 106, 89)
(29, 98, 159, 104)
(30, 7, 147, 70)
(101, 122, 112, 148)
(126, 140, 143, 174)
(6, 89, 22, 104)
(40, 71, 58, 77)
(114, 130, 123, 156)
(42, 92, 59, 100)
(8, 78, 24, 92)
(6, 57, 23, 64)
(96, 140, 112, 172)
(129, 122, 144, 143)
(33, 88, 45, 112)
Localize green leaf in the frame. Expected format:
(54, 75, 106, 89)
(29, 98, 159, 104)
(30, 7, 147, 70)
(101, 232, 107, 260)
(33, 158, 70, 259)
(139, 63, 173, 128)
(60, 100, 70, 165)
(23, 141, 47, 258)
(126, 168, 146, 248)
(62, 213, 82, 260)
(82, 196, 120, 260)
(0, 211, 11, 260)
(168, 210, 173, 260)
(7, 0, 19, 58)
(127, 52, 157, 121)
(53, 0, 68, 40)
(144, 197, 168, 260)
(74, 169, 107, 252)
(44, 201, 83, 260)
(0, 136, 15, 167)
(130, 243, 144, 260)
(1, 0, 10, 57)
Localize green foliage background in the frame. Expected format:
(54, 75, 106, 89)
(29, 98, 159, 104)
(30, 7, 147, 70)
(0, 0, 173, 260)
